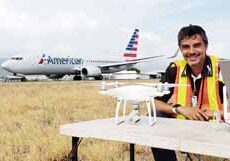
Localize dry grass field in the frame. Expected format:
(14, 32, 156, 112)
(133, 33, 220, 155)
(0, 80, 228, 161)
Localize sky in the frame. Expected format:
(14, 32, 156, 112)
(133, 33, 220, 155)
(0, 0, 230, 72)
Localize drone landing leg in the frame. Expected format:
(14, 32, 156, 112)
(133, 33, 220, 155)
(123, 100, 127, 120)
(146, 98, 157, 126)
(115, 98, 124, 125)
(151, 97, 157, 124)
(146, 99, 152, 126)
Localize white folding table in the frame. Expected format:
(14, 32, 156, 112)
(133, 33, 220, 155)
(60, 117, 230, 161)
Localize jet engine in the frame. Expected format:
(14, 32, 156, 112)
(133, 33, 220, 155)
(81, 66, 101, 77)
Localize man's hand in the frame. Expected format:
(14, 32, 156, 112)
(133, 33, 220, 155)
(202, 108, 214, 120)
(177, 106, 209, 121)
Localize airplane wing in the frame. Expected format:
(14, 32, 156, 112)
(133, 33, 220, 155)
(99, 47, 179, 69)
(99, 54, 165, 68)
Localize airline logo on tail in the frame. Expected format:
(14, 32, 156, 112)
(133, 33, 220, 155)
(38, 54, 83, 65)
(123, 28, 139, 59)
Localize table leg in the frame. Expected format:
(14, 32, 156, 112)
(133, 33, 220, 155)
(72, 137, 79, 161)
(130, 143, 135, 161)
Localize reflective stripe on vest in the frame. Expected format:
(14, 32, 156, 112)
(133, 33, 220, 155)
(172, 56, 222, 119)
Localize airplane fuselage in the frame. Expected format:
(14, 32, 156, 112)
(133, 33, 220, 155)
(1, 56, 76, 75)
(1, 55, 127, 76)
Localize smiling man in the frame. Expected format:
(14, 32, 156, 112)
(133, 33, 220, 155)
(151, 24, 225, 161)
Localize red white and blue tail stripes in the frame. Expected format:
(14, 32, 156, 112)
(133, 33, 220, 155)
(123, 29, 139, 58)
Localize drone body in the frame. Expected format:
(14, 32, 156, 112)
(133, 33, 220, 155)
(101, 85, 170, 102)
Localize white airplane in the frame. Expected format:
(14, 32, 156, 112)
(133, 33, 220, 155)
(1, 29, 178, 81)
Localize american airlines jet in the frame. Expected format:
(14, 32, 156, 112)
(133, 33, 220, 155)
(1, 29, 177, 81)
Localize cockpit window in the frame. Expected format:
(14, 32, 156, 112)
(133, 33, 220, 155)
(11, 57, 23, 60)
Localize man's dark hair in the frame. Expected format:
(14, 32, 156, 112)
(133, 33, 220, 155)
(178, 24, 208, 46)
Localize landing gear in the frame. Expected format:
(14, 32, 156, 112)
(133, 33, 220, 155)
(73, 75, 82, 80)
(95, 75, 103, 80)
(73, 75, 103, 81)
(21, 77, 26, 82)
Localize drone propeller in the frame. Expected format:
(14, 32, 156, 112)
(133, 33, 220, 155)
(139, 82, 189, 87)
(138, 82, 189, 91)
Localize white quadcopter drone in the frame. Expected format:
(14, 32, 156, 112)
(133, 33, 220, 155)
(100, 81, 188, 126)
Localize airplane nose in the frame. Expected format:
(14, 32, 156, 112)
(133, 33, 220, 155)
(1, 61, 10, 71)
(1, 62, 7, 69)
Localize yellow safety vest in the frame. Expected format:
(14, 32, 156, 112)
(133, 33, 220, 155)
(172, 56, 223, 119)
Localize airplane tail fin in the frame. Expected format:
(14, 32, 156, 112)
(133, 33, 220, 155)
(168, 48, 179, 59)
(123, 29, 139, 60)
